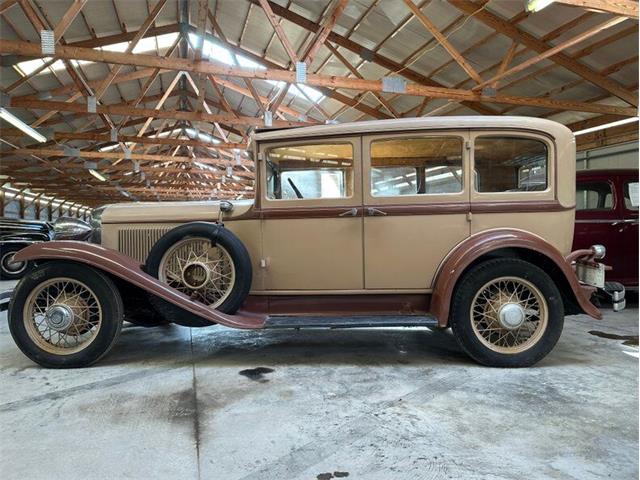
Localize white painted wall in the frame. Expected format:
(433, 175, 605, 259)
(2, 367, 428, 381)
(577, 141, 639, 171)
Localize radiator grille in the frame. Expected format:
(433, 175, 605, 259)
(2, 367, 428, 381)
(117, 227, 171, 262)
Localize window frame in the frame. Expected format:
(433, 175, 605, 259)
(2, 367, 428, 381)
(470, 131, 555, 203)
(363, 131, 470, 205)
(259, 136, 362, 209)
(623, 180, 639, 212)
(575, 180, 616, 212)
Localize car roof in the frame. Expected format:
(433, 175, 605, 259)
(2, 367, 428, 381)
(253, 116, 574, 144)
(577, 169, 639, 177)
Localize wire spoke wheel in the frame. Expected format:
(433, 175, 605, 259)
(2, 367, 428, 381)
(158, 237, 236, 308)
(470, 276, 548, 354)
(23, 278, 103, 355)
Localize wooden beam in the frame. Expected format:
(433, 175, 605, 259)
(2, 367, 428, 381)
(403, 0, 484, 84)
(0, 0, 18, 14)
(449, 0, 638, 107)
(257, 0, 299, 62)
(553, 0, 638, 18)
(93, 0, 168, 99)
(1, 39, 634, 116)
(492, 41, 518, 89)
(53, 132, 246, 150)
(1, 147, 254, 167)
(9, 97, 313, 127)
(473, 16, 628, 91)
(247, 0, 497, 115)
(193, 0, 209, 112)
(301, 0, 349, 64)
(53, 0, 88, 42)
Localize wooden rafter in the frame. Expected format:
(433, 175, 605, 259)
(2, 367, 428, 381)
(449, 0, 638, 107)
(1, 38, 634, 116)
(403, 0, 484, 84)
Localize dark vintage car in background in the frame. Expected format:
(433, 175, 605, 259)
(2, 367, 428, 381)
(0, 217, 92, 280)
(573, 169, 638, 293)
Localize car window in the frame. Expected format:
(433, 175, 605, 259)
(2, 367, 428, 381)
(624, 181, 639, 211)
(370, 136, 463, 197)
(266, 143, 353, 200)
(576, 181, 614, 210)
(474, 137, 548, 193)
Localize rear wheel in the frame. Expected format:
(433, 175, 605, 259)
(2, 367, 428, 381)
(1, 244, 29, 280)
(450, 258, 564, 367)
(9, 261, 123, 368)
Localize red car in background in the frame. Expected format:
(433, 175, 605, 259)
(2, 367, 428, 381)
(573, 169, 638, 292)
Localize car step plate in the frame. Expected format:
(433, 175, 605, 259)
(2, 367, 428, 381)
(264, 315, 439, 329)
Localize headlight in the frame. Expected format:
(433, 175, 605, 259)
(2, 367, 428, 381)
(88, 206, 106, 244)
(53, 217, 93, 240)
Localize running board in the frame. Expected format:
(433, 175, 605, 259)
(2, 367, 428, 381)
(263, 315, 439, 329)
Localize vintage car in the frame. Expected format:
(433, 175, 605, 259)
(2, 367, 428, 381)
(8, 117, 622, 369)
(0, 218, 53, 280)
(573, 169, 638, 291)
(0, 217, 92, 280)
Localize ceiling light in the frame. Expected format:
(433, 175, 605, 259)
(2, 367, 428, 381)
(88, 169, 107, 182)
(0, 107, 47, 142)
(574, 117, 639, 136)
(526, 0, 555, 12)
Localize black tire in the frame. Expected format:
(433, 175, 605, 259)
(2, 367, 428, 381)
(145, 222, 252, 327)
(450, 258, 564, 368)
(8, 261, 124, 368)
(0, 244, 30, 280)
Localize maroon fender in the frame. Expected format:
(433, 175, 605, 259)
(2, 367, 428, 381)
(13, 241, 266, 329)
(430, 229, 602, 327)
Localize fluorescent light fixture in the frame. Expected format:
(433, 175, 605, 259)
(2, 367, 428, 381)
(526, 0, 554, 12)
(88, 169, 107, 181)
(0, 107, 47, 142)
(574, 117, 639, 136)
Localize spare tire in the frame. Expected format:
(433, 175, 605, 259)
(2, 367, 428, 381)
(145, 222, 252, 327)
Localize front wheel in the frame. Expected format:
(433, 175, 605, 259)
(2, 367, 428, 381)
(9, 261, 124, 368)
(450, 258, 564, 368)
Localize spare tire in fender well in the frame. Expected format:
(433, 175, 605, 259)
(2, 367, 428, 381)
(145, 222, 253, 327)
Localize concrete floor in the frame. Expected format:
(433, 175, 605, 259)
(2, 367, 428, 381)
(0, 298, 637, 479)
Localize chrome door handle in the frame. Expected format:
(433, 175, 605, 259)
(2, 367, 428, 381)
(366, 207, 387, 216)
(339, 208, 358, 217)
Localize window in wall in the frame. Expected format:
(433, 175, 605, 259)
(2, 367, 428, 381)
(576, 182, 614, 210)
(266, 143, 353, 200)
(370, 137, 463, 197)
(624, 181, 639, 211)
(474, 137, 548, 193)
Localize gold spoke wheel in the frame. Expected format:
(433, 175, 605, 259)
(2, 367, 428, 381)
(470, 276, 548, 354)
(24, 278, 103, 355)
(158, 237, 236, 308)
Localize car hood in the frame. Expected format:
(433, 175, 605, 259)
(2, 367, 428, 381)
(100, 199, 255, 224)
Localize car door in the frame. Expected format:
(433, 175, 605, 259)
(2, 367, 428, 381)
(259, 137, 364, 291)
(573, 175, 622, 279)
(361, 131, 471, 290)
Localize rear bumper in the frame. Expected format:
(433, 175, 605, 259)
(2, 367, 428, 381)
(600, 282, 626, 312)
(567, 244, 627, 314)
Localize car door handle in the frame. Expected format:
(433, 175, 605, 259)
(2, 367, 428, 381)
(339, 208, 358, 217)
(366, 207, 387, 216)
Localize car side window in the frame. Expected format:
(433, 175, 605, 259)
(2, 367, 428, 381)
(624, 181, 639, 211)
(370, 136, 463, 197)
(474, 136, 548, 193)
(266, 143, 354, 200)
(576, 181, 614, 210)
